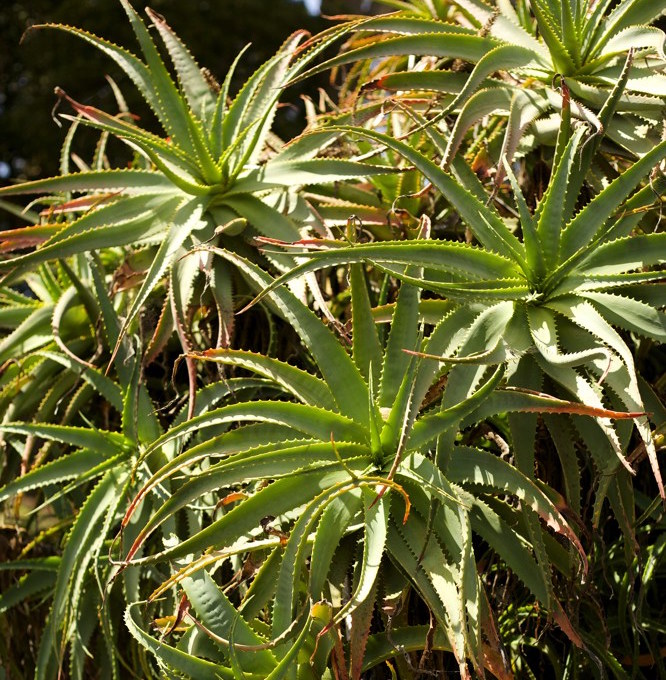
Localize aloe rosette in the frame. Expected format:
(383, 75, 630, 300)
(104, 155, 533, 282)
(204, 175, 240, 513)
(253, 120, 666, 521)
(0, 1, 398, 373)
(299, 0, 666, 171)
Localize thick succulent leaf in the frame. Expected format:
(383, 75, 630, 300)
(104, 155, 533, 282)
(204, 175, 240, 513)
(581, 290, 666, 341)
(113, 198, 207, 355)
(0, 169, 173, 197)
(528, 306, 609, 368)
(208, 248, 370, 427)
(118, 0, 213, 170)
(0, 305, 53, 365)
(350, 264, 383, 384)
(238, 545, 284, 621)
(120, 339, 142, 444)
(591, 63, 666, 97)
(252, 241, 520, 304)
(600, 174, 666, 244)
(410, 306, 480, 411)
(0, 557, 60, 573)
(50, 193, 180, 249)
(503, 160, 543, 279)
(531, 0, 577, 73)
(33, 22, 176, 138)
(189, 348, 337, 411)
(554, 270, 666, 297)
(595, 0, 666, 56)
(182, 569, 277, 674)
(582, 0, 618, 54)
(0, 448, 108, 503)
(397, 454, 463, 515)
(336, 488, 389, 624)
(125, 603, 234, 680)
(230, 158, 401, 195)
(209, 44, 249, 156)
(558, 138, 666, 263)
(577, 232, 666, 275)
(362, 625, 455, 671)
(445, 44, 539, 115)
(0, 224, 61, 254)
(309, 492, 363, 599)
(492, 88, 551, 187)
(379, 280, 421, 410)
(220, 194, 299, 242)
(380, 350, 422, 460)
(387, 506, 466, 670)
(463, 384, 649, 425)
(36, 470, 126, 680)
(272, 479, 362, 636)
(130, 468, 355, 564)
(140, 401, 367, 467)
(467, 495, 550, 603)
(536, 353, 631, 465)
(345, 15, 477, 37)
(600, 25, 666, 60)
(550, 298, 663, 496)
(128, 441, 369, 571)
(86, 254, 161, 444)
(367, 69, 482, 94)
(335, 126, 527, 264)
(56, 93, 203, 178)
(123, 421, 304, 526)
(408, 365, 505, 450)
(537, 126, 587, 266)
(0, 423, 129, 455)
(297, 33, 499, 82)
(0, 570, 57, 616)
(454, 0, 548, 57)
(222, 31, 305, 165)
(448, 446, 585, 566)
(1, 214, 173, 282)
(145, 8, 216, 123)
(0, 305, 34, 328)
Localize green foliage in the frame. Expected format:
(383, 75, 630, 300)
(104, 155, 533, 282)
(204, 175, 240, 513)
(0, 1, 664, 678)
(303, 0, 666, 171)
(0, 1, 396, 388)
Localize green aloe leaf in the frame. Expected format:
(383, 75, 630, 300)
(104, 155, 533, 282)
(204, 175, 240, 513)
(557, 139, 666, 264)
(130, 468, 355, 564)
(0, 570, 57, 616)
(207, 248, 371, 427)
(0, 423, 129, 455)
(145, 7, 216, 123)
(125, 602, 235, 680)
(189, 348, 337, 412)
(0, 448, 109, 503)
(36, 470, 127, 680)
(182, 569, 277, 674)
(298, 33, 499, 82)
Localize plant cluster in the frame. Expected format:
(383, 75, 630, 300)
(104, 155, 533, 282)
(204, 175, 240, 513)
(0, 1, 665, 678)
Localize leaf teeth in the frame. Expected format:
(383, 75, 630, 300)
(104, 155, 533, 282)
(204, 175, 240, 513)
(389, 506, 462, 643)
(527, 306, 610, 369)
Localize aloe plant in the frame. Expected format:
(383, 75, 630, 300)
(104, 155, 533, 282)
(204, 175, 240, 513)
(0, 248, 284, 679)
(300, 0, 666, 174)
(0, 1, 398, 381)
(103, 237, 655, 677)
(1, 1, 664, 677)
(254, 119, 666, 516)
